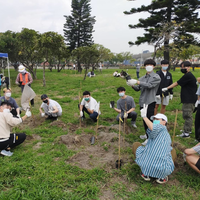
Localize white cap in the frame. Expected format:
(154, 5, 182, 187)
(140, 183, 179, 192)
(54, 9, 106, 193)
(18, 65, 25, 73)
(151, 113, 168, 122)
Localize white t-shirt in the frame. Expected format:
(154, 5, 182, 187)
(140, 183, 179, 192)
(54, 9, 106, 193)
(81, 97, 98, 112)
(41, 99, 62, 113)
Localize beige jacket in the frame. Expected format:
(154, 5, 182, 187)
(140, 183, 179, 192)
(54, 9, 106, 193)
(0, 112, 22, 139)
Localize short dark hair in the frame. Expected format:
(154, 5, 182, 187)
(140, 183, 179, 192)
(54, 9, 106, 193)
(0, 101, 12, 107)
(183, 61, 191, 67)
(41, 94, 48, 100)
(83, 91, 90, 96)
(161, 60, 169, 65)
(144, 59, 156, 66)
(117, 87, 126, 93)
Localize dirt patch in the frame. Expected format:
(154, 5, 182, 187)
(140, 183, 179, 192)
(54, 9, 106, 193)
(26, 134, 42, 141)
(33, 142, 43, 150)
(99, 188, 114, 200)
(73, 96, 80, 100)
(98, 124, 133, 134)
(61, 132, 132, 170)
(50, 120, 67, 129)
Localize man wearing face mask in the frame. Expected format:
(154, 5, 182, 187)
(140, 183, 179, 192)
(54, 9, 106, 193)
(0, 88, 21, 118)
(162, 61, 197, 138)
(154, 60, 173, 114)
(127, 59, 161, 145)
(132, 105, 175, 184)
(79, 91, 99, 122)
(15, 64, 34, 106)
(39, 94, 62, 121)
(113, 87, 137, 128)
(0, 101, 31, 156)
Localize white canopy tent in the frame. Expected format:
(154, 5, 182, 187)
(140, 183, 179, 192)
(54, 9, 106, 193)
(0, 52, 11, 88)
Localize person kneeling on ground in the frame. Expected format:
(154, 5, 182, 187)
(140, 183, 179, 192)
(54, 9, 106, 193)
(184, 143, 200, 174)
(112, 87, 137, 128)
(79, 91, 99, 122)
(132, 105, 174, 184)
(39, 94, 62, 121)
(0, 102, 31, 156)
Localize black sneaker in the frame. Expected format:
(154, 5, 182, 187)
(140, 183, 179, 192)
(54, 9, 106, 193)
(156, 176, 168, 184)
(141, 173, 150, 181)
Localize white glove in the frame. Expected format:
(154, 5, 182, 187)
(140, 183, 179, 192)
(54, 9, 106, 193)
(169, 94, 173, 100)
(25, 110, 32, 117)
(162, 87, 168, 92)
(124, 112, 128, 119)
(48, 110, 54, 113)
(126, 79, 137, 86)
(156, 95, 160, 100)
(183, 153, 186, 162)
(195, 100, 198, 108)
(17, 114, 20, 118)
(41, 113, 45, 117)
(85, 103, 89, 109)
(80, 111, 83, 117)
(140, 104, 148, 118)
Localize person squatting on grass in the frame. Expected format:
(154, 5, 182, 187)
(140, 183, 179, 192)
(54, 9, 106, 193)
(79, 91, 99, 122)
(0, 88, 21, 118)
(111, 87, 137, 128)
(126, 59, 161, 146)
(132, 105, 175, 184)
(162, 61, 197, 138)
(40, 94, 62, 121)
(0, 102, 31, 157)
(15, 64, 34, 106)
(184, 143, 200, 174)
(154, 60, 173, 115)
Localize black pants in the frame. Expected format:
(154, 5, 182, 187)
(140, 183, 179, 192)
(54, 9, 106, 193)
(21, 85, 34, 106)
(0, 133, 26, 150)
(78, 104, 98, 122)
(140, 102, 156, 138)
(195, 105, 200, 141)
(11, 108, 21, 117)
(116, 111, 137, 122)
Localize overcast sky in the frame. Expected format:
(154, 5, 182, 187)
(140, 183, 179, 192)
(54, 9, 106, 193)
(0, 0, 154, 54)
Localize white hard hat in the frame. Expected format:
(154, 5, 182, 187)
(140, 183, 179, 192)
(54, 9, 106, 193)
(151, 113, 168, 122)
(18, 65, 25, 73)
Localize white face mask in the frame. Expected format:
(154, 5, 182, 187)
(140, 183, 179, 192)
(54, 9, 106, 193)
(145, 65, 153, 72)
(3, 108, 10, 113)
(5, 92, 11, 98)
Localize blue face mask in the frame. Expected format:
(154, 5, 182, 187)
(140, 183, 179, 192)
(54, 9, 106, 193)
(162, 66, 168, 70)
(153, 120, 160, 125)
(119, 92, 124, 97)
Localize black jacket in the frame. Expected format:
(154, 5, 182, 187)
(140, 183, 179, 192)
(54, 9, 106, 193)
(156, 70, 173, 97)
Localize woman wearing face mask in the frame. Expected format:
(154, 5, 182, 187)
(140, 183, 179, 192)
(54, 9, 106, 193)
(154, 60, 173, 115)
(132, 105, 175, 184)
(127, 59, 161, 146)
(0, 88, 21, 118)
(162, 61, 197, 138)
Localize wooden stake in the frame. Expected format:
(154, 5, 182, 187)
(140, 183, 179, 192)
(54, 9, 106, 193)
(118, 117, 123, 169)
(172, 109, 178, 147)
(95, 105, 100, 140)
(79, 82, 82, 127)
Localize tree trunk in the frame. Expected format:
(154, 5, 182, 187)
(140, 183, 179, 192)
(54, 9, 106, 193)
(83, 66, 88, 80)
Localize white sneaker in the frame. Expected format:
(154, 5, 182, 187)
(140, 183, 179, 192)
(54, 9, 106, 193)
(176, 133, 190, 138)
(131, 121, 137, 128)
(1, 150, 13, 156)
(142, 139, 148, 146)
(140, 134, 147, 140)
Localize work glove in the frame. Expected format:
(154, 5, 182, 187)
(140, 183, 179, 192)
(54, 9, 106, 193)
(140, 104, 148, 118)
(110, 101, 115, 108)
(25, 110, 32, 117)
(193, 100, 198, 113)
(85, 103, 89, 109)
(41, 113, 45, 117)
(124, 112, 128, 119)
(80, 111, 83, 117)
(162, 87, 168, 92)
(48, 110, 54, 114)
(126, 79, 137, 86)
(169, 94, 173, 100)
(156, 95, 160, 100)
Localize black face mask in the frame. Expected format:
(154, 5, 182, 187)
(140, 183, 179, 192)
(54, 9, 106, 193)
(181, 69, 187, 74)
(43, 100, 48, 103)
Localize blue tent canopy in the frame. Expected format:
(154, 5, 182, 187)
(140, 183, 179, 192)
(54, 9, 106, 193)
(0, 53, 8, 58)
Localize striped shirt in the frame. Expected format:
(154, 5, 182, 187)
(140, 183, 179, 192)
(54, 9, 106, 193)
(136, 124, 174, 179)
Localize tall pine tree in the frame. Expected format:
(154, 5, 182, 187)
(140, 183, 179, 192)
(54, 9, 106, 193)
(124, 0, 200, 61)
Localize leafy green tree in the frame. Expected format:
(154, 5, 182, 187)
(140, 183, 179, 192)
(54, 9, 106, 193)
(63, 0, 96, 72)
(124, 0, 200, 61)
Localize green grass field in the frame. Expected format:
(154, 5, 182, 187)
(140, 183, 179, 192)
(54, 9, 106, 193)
(1, 68, 200, 200)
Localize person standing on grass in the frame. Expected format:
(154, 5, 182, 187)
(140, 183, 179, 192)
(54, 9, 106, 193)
(0, 102, 31, 157)
(162, 61, 197, 138)
(111, 87, 137, 128)
(99, 62, 102, 74)
(132, 106, 174, 184)
(136, 64, 140, 79)
(126, 59, 161, 146)
(154, 60, 173, 114)
(15, 64, 34, 106)
(39, 94, 62, 121)
(79, 91, 99, 122)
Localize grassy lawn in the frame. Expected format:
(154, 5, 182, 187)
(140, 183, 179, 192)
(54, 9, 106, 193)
(1, 68, 200, 200)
